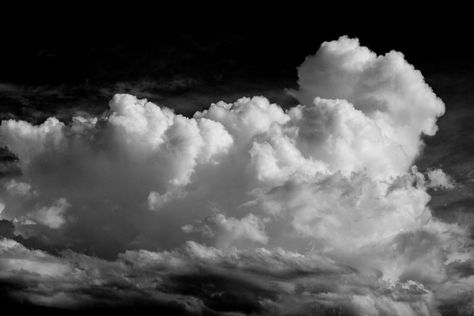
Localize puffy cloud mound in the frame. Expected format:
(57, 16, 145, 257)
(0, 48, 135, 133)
(293, 36, 445, 179)
(0, 36, 472, 315)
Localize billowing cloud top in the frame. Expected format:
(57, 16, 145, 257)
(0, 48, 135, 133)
(0, 36, 472, 315)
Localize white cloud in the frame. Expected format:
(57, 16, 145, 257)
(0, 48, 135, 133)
(28, 198, 69, 229)
(0, 117, 65, 166)
(0, 36, 471, 315)
(426, 168, 455, 190)
(292, 36, 445, 179)
(147, 189, 186, 210)
(183, 213, 269, 248)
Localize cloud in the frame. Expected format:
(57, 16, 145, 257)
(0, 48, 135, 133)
(1, 236, 469, 315)
(28, 198, 69, 229)
(426, 169, 455, 190)
(0, 36, 471, 315)
(4, 179, 35, 197)
(183, 213, 269, 248)
(292, 36, 445, 179)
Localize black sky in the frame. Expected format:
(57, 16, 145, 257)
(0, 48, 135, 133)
(2, 7, 473, 86)
(0, 7, 472, 127)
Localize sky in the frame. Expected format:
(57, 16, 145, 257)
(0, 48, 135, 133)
(1, 8, 474, 316)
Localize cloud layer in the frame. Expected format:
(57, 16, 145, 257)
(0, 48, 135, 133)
(0, 36, 472, 315)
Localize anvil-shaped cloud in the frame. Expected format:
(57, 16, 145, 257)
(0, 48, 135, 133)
(0, 36, 472, 315)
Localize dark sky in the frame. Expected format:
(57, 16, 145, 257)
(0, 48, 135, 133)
(1, 7, 472, 124)
(2, 8, 473, 85)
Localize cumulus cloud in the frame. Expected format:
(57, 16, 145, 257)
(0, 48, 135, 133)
(292, 36, 445, 179)
(0, 36, 471, 315)
(426, 169, 455, 190)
